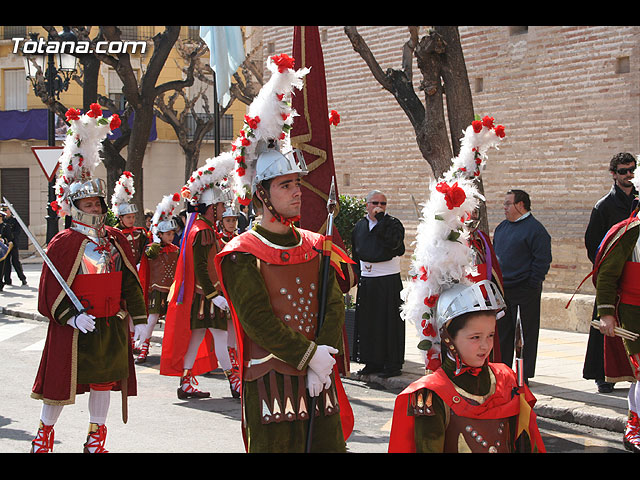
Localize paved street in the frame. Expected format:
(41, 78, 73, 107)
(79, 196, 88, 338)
(0, 261, 635, 454)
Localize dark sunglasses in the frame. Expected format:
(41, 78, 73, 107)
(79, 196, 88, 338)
(616, 166, 636, 175)
(369, 201, 387, 206)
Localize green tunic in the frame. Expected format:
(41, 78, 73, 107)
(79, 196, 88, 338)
(54, 264, 146, 385)
(190, 215, 226, 330)
(220, 224, 346, 453)
(596, 224, 640, 356)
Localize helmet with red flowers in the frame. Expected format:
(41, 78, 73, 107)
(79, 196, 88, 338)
(54, 104, 120, 231)
(111, 171, 138, 216)
(228, 54, 310, 219)
(151, 192, 181, 235)
(401, 117, 506, 372)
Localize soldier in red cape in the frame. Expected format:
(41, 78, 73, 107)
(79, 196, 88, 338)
(30, 106, 146, 453)
(592, 202, 640, 452)
(159, 153, 240, 399)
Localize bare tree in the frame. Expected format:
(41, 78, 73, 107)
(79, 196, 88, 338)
(34, 26, 199, 225)
(344, 26, 488, 231)
(154, 32, 264, 183)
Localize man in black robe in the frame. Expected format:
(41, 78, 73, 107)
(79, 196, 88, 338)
(351, 190, 405, 377)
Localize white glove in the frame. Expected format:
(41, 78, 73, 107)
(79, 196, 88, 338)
(67, 313, 96, 334)
(308, 344, 338, 380)
(306, 368, 331, 397)
(212, 295, 229, 311)
(133, 323, 148, 343)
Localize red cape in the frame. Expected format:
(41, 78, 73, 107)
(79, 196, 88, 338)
(388, 363, 545, 453)
(32, 227, 140, 403)
(160, 218, 218, 377)
(592, 215, 640, 380)
(215, 229, 354, 449)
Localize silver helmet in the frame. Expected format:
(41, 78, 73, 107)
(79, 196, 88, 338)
(435, 279, 505, 332)
(156, 218, 178, 233)
(199, 185, 233, 207)
(68, 178, 108, 232)
(252, 141, 308, 194)
(116, 202, 138, 216)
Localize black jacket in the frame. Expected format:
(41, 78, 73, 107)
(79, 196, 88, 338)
(584, 183, 638, 263)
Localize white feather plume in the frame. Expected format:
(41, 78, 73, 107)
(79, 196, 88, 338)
(53, 105, 117, 217)
(401, 117, 505, 371)
(151, 192, 181, 235)
(181, 151, 236, 205)
(111, 171, 135, 211)
(229, 54, 310, 205)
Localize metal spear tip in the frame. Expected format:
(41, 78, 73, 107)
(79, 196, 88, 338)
(327, 177, 337, 211)
(515, 305, 524, 354)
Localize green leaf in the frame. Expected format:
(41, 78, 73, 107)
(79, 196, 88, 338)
(447, 230, 461, 242)
(417, 339, 432, 351)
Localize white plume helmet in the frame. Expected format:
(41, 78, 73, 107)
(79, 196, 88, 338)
(111, 171, 138, 216)
(52, 103, 121, 217)
(228, 53, 310, 206)
(401, 116, 506, 372)
(181, 151, 236, 207)
(151, 192, 181, 235)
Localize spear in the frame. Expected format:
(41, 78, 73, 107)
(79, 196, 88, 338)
(305, 176, 337, 453)
(515, 305, 524, 388)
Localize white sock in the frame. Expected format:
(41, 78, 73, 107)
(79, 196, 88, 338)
(226, 318, 236, 349)
(88, 389, 111, 425)
(145, 313, 160, 340)
(40, 403, 64, 427)
(210, 328, 231, 371)
(630, 382, 639, 415)
(183, 328, 207, 371)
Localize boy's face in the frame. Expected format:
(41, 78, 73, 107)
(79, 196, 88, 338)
(452, 312, 496, 368)
(222, 216, 238, 233)
(120, 213, 136, 228)
(159, 230, 175, 245)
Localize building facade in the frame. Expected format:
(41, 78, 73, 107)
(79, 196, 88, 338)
(0, 25, 246, 247)
(262, 26, 640, 302)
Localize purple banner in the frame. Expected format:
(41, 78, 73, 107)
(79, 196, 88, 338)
(0, 108, 157, 142)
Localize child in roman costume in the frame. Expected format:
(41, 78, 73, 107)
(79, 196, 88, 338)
(135, 193, 181, 364)
(388, 118, 545, 453)
(159, 154, 240, 399)
(111, 171, 150, 353)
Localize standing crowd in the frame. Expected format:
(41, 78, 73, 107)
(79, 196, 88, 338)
(9, 53, 640, 455)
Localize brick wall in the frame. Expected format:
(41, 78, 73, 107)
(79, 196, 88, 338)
(263, 26, 640, 295)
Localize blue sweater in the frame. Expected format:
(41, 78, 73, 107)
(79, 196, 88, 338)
(493, 213, 552, 288)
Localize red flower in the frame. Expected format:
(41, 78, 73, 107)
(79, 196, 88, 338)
(172, 193, 180, 202)
(329, 110, 340, 127)
(436, 181, 466, 210)
(424, 294, 439, 308)
(271, 54, 295, 73)
(482, 115, 495, 129)
(494, 124, 506, 138)
(123, 171, 133, 178)
(87, 103, 102, 118)
(244, 115, 260, 130)
(418, 265, 428, 282)
(65, 108, 81, 122)
(422, 321, 437, 337)
(241, 137, 251, 147)
(235, 155, 245, 164)
(236, 166, 246, 177)
(50, 200, 60, 212)
(110, 114, 121, 131)
(472, 120, 482, 133)
(238, 196, 252, 206)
